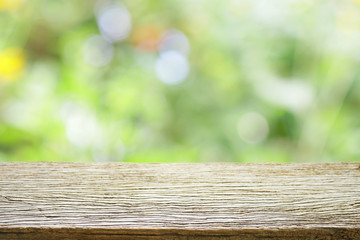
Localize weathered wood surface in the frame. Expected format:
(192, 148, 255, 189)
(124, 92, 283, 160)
(0, 162, 359, 240)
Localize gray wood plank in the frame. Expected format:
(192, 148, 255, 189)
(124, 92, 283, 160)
(0, 162, 359, 239)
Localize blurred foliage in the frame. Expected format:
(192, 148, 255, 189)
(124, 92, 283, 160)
(0, 0, 360, 163)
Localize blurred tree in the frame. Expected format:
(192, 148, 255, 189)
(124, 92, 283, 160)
(0, 0, 359, 163)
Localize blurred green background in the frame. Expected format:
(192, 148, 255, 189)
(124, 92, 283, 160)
(1, 0, 360, 163)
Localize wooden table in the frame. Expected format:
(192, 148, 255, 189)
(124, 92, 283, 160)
(1, 162, 359, 239)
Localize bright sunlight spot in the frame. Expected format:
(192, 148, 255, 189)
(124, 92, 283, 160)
(237, 112, 269, 144)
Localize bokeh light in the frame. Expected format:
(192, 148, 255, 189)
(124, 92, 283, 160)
(1, 0, 360, 163)
(83, 35, 114, 67)
(158, 30, 190, 56)
(60, 102, 102, 149)
(0, 0, 22, 11)
(131, 24, 164, 52)
(0, 48, 25, 82)
(96, 1, 132, 42)
(237, 112, 269, 144)
(155, 50, 189, 85)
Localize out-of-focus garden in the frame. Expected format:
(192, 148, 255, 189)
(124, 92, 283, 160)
(1, 0, 360, 163)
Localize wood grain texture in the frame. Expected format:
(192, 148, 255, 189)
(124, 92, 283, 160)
(0, 162, 359, 239)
